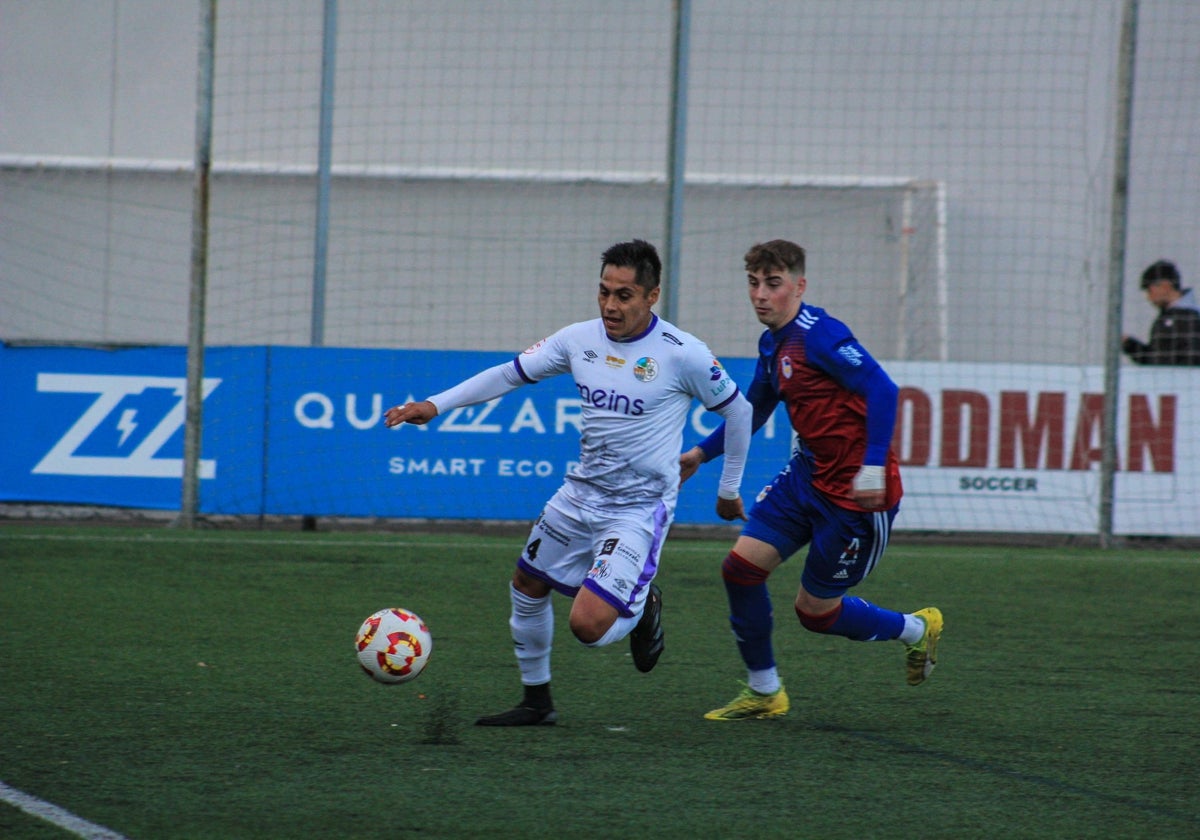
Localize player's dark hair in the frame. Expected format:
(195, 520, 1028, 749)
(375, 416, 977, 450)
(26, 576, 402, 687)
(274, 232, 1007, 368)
(745, 239, 806, 276)
(601, 239, 662, 292)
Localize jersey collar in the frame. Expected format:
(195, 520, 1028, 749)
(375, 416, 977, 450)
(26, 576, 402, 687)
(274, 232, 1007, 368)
(612, 313, 659, 343)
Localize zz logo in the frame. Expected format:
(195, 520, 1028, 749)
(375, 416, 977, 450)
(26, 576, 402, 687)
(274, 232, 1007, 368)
(33, 373, 220, 479)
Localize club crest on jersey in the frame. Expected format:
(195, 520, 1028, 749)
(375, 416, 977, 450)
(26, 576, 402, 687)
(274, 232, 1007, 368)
(633, 357, 658, 382)
(780, 356, 794, 379)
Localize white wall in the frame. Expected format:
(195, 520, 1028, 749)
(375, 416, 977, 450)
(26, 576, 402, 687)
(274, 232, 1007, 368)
(2, 1, 1197, 364)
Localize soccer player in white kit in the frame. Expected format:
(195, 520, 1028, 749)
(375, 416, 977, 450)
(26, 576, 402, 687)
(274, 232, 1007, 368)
(385, 240, 752, 725)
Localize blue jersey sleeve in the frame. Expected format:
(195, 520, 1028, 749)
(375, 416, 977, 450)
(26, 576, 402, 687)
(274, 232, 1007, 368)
(805, 318, 898, 466)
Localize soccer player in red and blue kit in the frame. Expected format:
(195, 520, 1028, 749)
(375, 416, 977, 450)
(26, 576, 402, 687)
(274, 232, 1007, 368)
(680, 239, 943, 720)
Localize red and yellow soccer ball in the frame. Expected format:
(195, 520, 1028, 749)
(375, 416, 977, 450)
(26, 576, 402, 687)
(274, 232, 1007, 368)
(354, 608, 433, 684)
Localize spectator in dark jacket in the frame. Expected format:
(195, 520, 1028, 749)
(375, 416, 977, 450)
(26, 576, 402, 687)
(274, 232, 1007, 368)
(1122, 260, 1200, 365)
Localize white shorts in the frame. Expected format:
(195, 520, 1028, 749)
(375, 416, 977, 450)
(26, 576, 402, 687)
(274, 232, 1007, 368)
(516, 489, 672, 618)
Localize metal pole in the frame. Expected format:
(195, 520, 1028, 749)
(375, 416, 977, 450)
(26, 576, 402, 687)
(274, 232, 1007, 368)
(177, 0, 216, 529)
(300, 0, 338, 533)
(311, 0, 338, 347)
(1100, 0, 1139, 548)
(897, 188, 913, 359)
(662, 0, 691, 323)
(934, 182, 949, 362)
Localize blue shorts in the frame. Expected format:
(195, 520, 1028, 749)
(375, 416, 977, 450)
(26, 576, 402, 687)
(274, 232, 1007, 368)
(741, 456, 899, 598)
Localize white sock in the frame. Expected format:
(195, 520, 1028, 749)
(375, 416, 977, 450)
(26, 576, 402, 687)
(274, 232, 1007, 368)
(583, 612, 639, 648)
(510, 584, 553, 685)
(748, 667, 781, 695)
(898, 612, 926, 645)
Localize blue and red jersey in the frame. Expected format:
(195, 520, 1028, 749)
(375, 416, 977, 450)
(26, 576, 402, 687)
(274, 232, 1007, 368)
(699, 302, 902, 512)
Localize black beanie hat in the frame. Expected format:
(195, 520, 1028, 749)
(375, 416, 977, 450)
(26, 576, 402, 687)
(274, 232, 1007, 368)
(1140, 260, 1181, 289)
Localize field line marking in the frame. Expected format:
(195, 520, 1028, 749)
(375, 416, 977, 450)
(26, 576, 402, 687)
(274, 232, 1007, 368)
(0, 780, 130, 840)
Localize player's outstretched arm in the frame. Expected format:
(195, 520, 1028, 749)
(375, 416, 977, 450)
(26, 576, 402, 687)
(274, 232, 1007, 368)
(385, 361, 529, 429)
(384, 400, 438, 427)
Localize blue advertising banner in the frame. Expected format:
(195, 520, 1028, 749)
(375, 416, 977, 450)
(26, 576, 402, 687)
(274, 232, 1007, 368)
(14, 343, 1194, 535)
(0, 344, 267, 512)
(1, 343, 788, 524)
(259, 346, 784, 522)
(262, 347, 586, 519)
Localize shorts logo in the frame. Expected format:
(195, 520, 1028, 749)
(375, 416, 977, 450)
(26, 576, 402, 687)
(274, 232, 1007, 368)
(633, 357, 658, 382)
(838, 538, 860, 566)
(33, 373, 220, 479)
(590, 557, 612, 580)
(833, 539, 860, 581)
(600, 538, 619, 556)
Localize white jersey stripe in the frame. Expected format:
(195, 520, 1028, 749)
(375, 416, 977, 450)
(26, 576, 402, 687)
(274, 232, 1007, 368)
(865, 511, 888, 578)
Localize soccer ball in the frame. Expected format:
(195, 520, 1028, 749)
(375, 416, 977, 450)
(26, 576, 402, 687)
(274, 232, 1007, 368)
(354, 607, 433, 684)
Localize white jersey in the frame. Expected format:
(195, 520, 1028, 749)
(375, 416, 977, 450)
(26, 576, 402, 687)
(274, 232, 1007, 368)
(513, 314, 740, 512)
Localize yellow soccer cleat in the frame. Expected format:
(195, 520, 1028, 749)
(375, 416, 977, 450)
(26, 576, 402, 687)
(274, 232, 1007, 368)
(704, 683, 789, 720)
(905, 607, 943, 686)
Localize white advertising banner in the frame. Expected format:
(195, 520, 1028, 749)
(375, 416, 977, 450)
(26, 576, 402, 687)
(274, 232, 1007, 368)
(888, 363, 1199, 536)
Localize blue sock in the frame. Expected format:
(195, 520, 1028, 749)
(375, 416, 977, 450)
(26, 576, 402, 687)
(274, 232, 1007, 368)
(722, 551, 775, 671)
(799, 596, 905, 642)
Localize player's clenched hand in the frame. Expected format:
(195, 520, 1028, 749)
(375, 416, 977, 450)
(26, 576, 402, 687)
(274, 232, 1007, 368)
(384, 400, 438, 427)
(716, 495, 746, 522)
(851, 464, 886, 510)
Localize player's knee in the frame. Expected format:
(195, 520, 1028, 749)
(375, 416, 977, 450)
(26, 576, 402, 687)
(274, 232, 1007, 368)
(568, 612, 607, 645)
(721, 550, 770, 585)
(796, 601, 842, 634)
(512, 567, 551, 598)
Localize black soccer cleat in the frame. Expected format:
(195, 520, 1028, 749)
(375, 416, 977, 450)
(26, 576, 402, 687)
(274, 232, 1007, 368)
(474, 705, 558, 727)
(630, 583, 664, 673)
